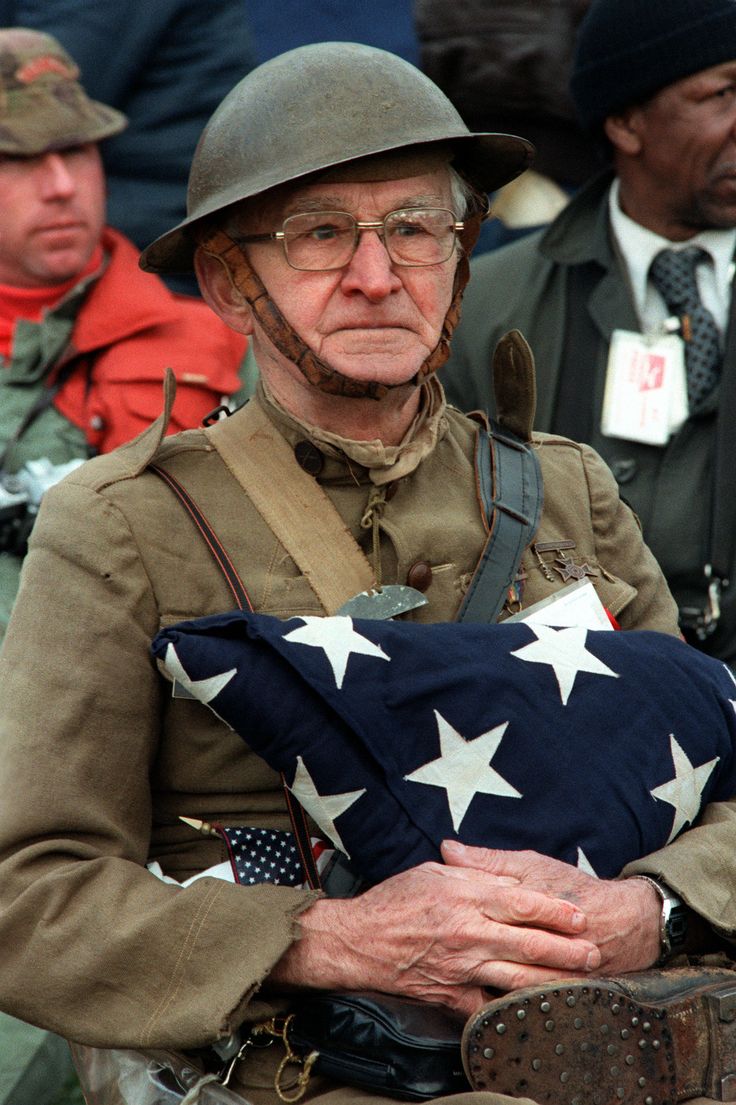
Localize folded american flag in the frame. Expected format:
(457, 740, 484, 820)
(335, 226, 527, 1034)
(151, 614, 736, 884)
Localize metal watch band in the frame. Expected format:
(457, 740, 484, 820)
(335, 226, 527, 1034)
(631, 875, 689, 964)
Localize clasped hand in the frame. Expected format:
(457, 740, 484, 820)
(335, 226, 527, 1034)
(272, 842, 661, 1019)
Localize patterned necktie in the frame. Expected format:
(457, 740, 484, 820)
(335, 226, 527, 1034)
(648, 246, 722, 411)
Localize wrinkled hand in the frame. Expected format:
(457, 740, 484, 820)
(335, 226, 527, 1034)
(270, 858, 603, 1018)
(441, 841, 661, 977)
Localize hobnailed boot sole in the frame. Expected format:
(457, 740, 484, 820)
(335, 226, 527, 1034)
(463, 972, 736, 1104)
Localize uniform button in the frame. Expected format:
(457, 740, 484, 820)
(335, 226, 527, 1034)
(406, 560, 433, 592)
(89, 414, 105, 431)
(611, 458, 637, 485)
(294, 440, 324, 476)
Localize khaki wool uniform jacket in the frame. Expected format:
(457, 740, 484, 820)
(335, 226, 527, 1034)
(0, 382, 731, 1103)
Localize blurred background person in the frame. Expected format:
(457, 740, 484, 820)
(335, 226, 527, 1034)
(0, 28, 247, 645)
(415, 0, 595, 252)
(0, 0, 256, 294)
(444, 0, 736, 669)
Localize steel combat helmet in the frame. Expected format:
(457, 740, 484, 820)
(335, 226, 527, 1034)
(140, 42, 534, 398)
(141, 41, 533, 273)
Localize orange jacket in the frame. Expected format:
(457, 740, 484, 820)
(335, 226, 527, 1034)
(52, 227, 247, 453)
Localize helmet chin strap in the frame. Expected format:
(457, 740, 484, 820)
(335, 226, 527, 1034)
(199, 204, 483, 401)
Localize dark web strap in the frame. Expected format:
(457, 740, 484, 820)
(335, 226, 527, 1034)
(457, 423, 543, 624)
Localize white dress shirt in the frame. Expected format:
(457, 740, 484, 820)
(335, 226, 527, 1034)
(608, 177, 736, 343)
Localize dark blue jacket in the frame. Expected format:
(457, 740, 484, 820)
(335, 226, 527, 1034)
(246, 0, 418, 65)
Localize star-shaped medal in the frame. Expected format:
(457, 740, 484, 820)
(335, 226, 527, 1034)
(289, 755, 366, 857)
(510, 624, 618, 705)
(651, 733, 719, 842)
(554, 555, 597, 582)
(283, 615, 389, 689)
(404, 711, 521, 833)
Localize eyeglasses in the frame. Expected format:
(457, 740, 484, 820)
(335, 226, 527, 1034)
(232, 207, 464, 271)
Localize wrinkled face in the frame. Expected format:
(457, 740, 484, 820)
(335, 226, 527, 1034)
(621, 61, 736, 236)
(235, 170, 459, 389)
(0, 144, 106, 287)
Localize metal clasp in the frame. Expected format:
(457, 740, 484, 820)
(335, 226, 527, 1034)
(679, 566, 725, 641)
(250, 1014, 319, 1103)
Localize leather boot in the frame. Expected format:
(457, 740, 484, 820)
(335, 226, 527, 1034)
(463, 966, 736, 1104)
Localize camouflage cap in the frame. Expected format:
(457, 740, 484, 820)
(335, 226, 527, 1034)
(0, 27, 126, 156)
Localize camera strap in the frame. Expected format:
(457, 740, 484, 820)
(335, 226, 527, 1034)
(0, 356, 88, 473)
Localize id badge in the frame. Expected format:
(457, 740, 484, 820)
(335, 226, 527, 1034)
(601, 329, 687, 446)
(505, 578, 612, 631)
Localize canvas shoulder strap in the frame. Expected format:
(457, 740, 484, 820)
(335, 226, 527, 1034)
(204, 399, 375, 614)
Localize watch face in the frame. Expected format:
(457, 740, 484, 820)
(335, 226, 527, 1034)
(667, 905, 689, 950)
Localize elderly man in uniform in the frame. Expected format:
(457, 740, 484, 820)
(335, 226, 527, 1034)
(0, 42, 734, 1105)
(444, 0, 736, 671)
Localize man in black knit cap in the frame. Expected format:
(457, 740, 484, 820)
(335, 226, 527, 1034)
(444, 0, 736, 672)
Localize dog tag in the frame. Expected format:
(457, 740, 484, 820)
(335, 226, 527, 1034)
(336, 584, 428, 620)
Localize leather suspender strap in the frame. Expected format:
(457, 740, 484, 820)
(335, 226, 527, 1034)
(149, 464, 254, 613)
(148, 461, 322, 891)
(281, 780, 322, 890)
(457, 423, 543, 624)
(204, 400, 375, 615)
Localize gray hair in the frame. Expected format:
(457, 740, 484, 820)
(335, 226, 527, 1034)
(448, 166, 478, 219)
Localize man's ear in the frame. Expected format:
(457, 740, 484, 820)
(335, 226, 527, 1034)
(194, 248, 255, 336)
(604, 108, 644, 156)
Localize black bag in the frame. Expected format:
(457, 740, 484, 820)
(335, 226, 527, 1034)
(285, 990, 469, 1101)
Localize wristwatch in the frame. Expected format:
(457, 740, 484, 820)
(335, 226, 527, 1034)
(632, 875, 689, 964)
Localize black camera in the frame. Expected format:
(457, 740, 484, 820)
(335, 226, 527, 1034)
(0, 475, 33, 556)
(0, 459, 84, 557)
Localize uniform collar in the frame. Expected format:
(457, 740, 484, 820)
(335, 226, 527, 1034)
(257, 375, 448, 487)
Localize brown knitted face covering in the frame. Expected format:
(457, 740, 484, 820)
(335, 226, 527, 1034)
(198, 159, 485, 401)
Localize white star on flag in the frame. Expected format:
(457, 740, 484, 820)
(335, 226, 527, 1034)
(164, 643, 236, 704)
(510, 624, 618, 705)
(283, 615, 389, 689)
(404, 711, 521, 832)
(722, 663, 736, 715)
(651, 733, 720, 843)
(289, 755, 366, 857)
(576, 848, 598, 877)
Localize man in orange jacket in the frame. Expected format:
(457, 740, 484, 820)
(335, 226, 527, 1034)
(0, 27, 247, 640)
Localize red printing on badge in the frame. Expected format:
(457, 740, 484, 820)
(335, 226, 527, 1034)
(630, 350, 665, 392)
(17, 57, 78, 83)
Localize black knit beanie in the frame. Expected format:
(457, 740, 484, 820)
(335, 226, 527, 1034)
(571, 0, 736, 130)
